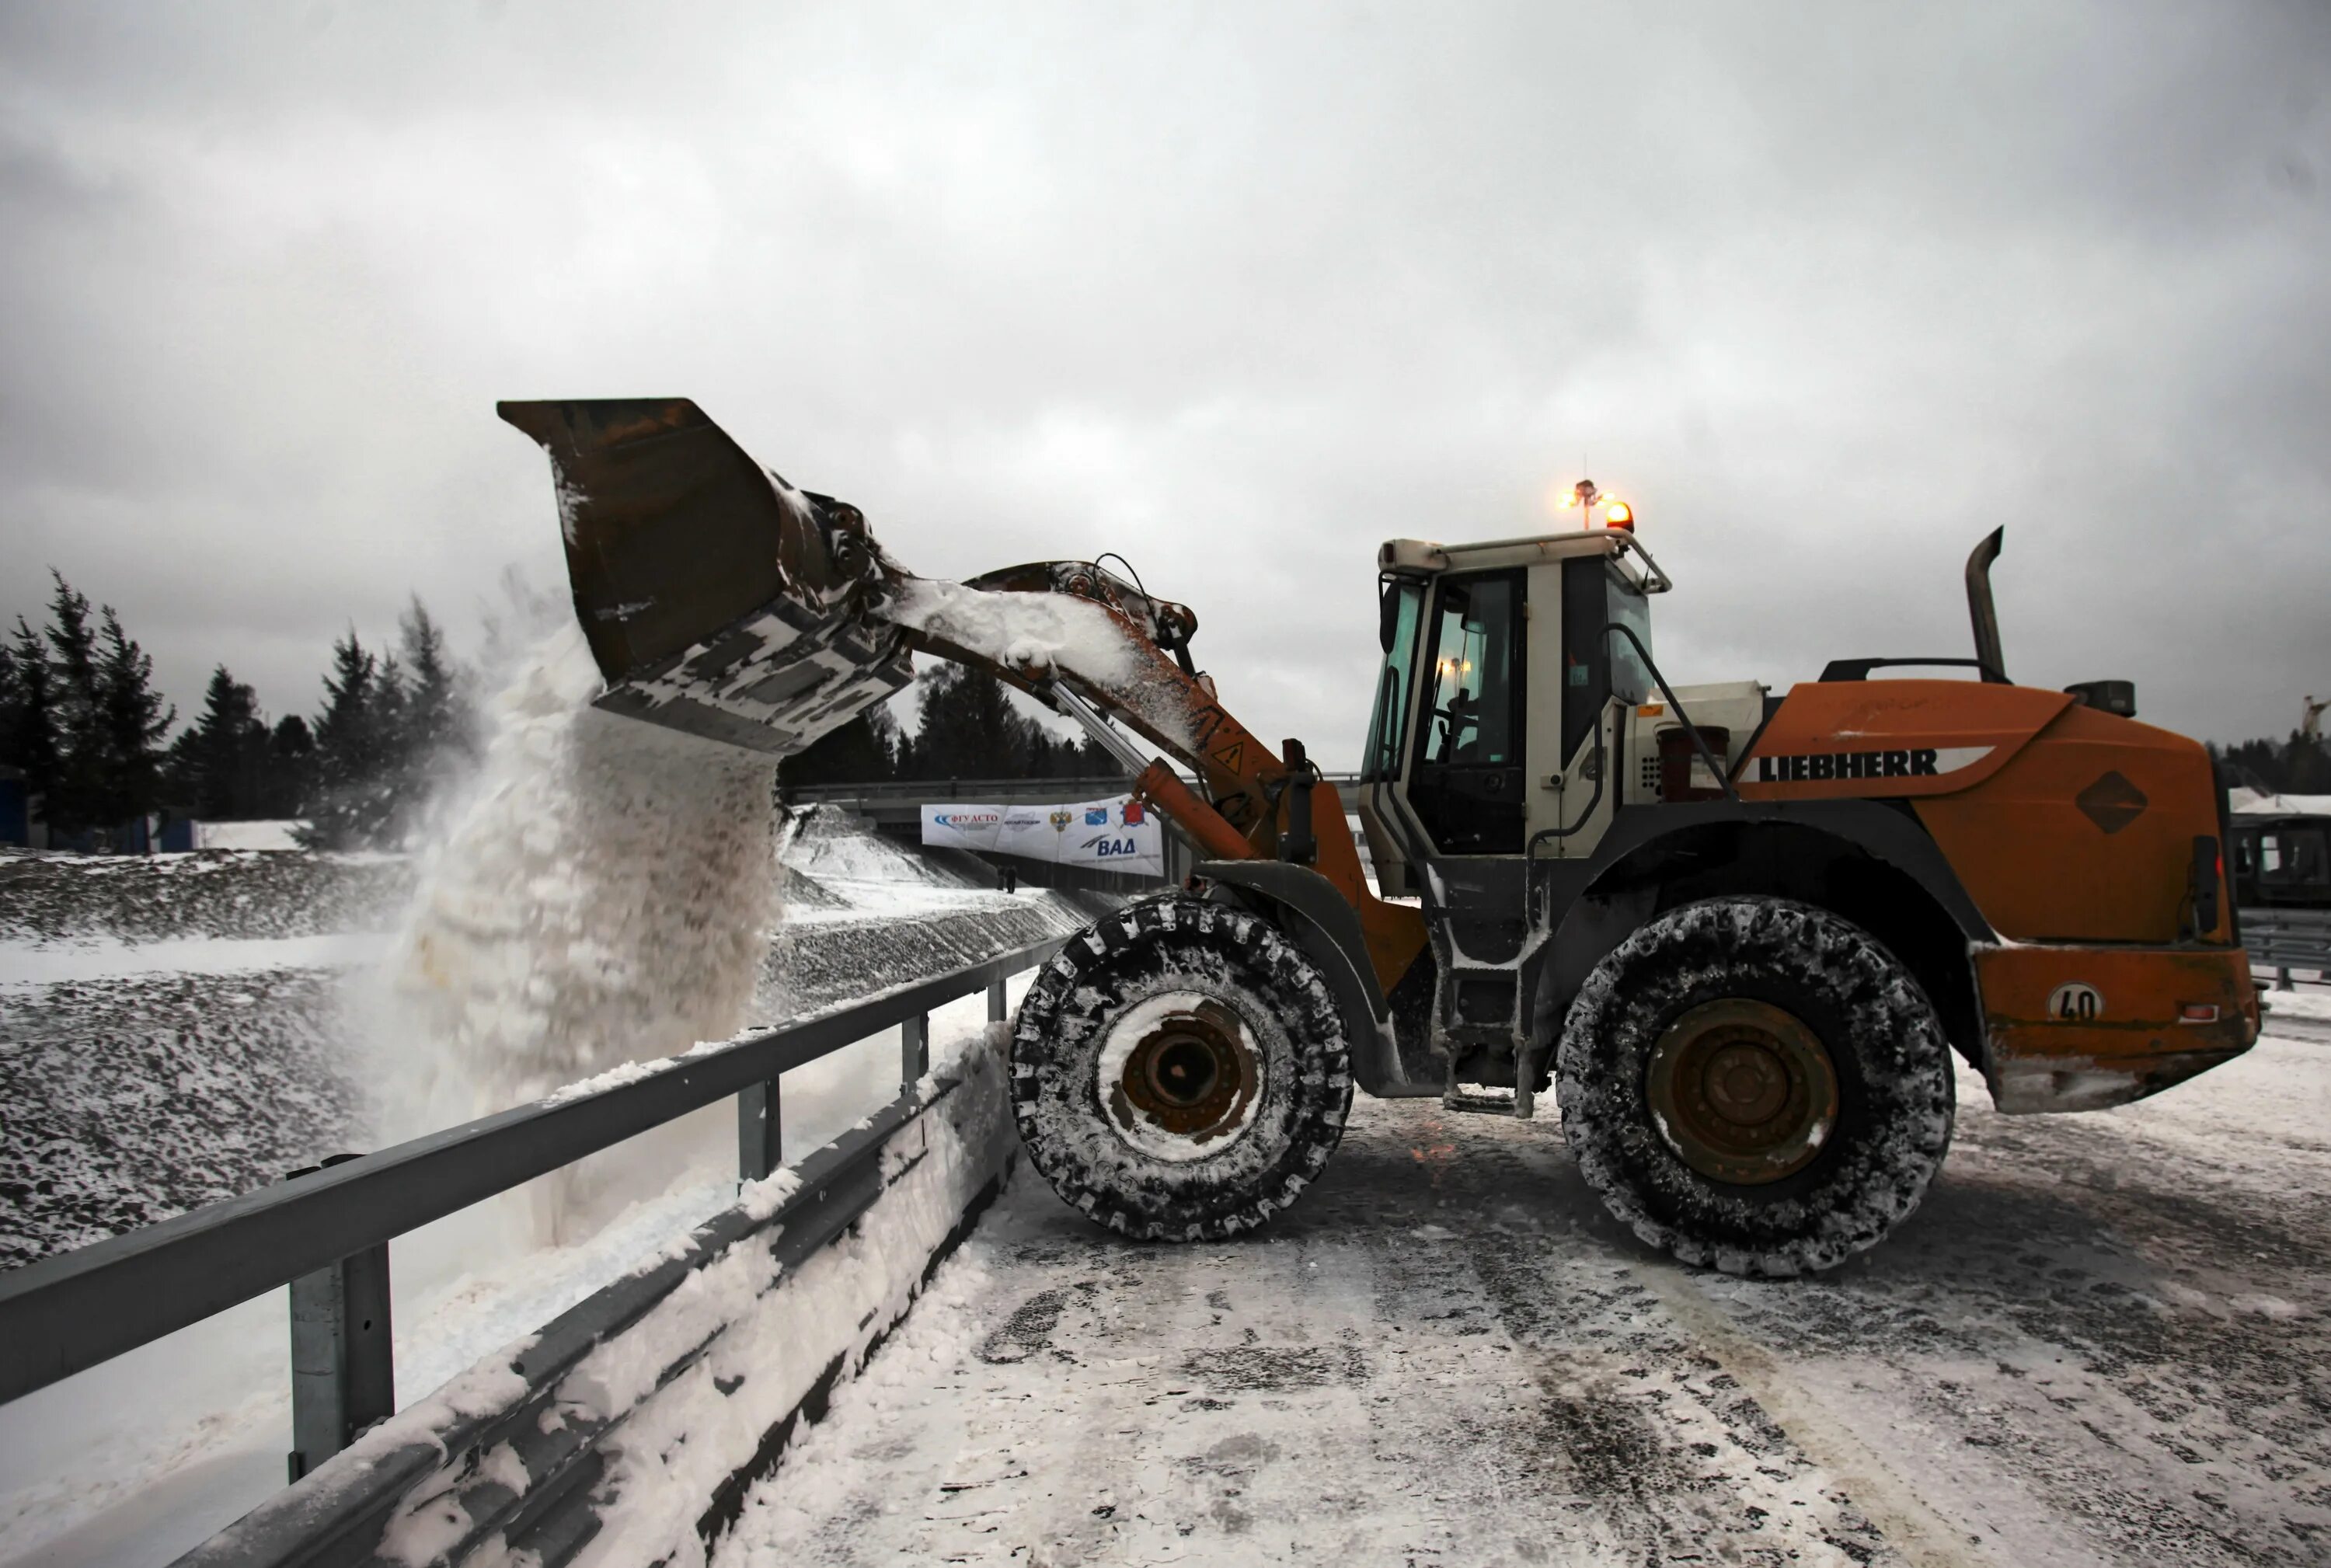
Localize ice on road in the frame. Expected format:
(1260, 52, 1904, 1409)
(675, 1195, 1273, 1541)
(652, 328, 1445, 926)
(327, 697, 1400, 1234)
(722, 1032, 2331, 1568)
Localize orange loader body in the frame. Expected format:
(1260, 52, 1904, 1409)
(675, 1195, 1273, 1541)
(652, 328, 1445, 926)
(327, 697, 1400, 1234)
(1740, 678, 2255, 1110)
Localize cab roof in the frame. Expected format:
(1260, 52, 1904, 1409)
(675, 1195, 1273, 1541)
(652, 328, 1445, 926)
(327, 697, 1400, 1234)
(1378, 528, 1671, 591)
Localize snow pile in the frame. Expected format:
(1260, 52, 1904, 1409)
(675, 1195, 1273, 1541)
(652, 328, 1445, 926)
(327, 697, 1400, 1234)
(0, 932, 379, 985)
(2262, 987, 2331, 1023)
(2229, 788, 2331, 815)
(282, 1026, 1016, 1568)
(376, 626, 781, 1240)
(876, 577, 1191, 753)
(574, 1025, 1015, 1568)
(0, 963, 363, 1267)
(193, 821, 307, 852)
(880, 577, 1144, 687)
(778, 803, 963, 891)
(0, 850, 409, 943)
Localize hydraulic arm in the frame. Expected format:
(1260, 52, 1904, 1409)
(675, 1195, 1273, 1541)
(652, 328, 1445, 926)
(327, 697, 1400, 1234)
(870, 558, 1425, 994)
(498, 395, 1424, 996)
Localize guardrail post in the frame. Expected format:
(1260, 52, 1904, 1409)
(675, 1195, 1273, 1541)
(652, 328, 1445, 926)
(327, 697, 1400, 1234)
(988, 977, 1007, 1023)
(901, 1013, 929, 1092)
(287, 1239, 394, 1481)
(739, 1079, 782, 1181)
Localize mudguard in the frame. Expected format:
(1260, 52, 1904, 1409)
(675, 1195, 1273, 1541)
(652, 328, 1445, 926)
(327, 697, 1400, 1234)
(1196, 860, 1420, 1096)
(1531, 799, 1999, 1050)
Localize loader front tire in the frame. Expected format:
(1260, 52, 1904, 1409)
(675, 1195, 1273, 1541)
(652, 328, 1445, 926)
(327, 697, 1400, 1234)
(1557, 897, 1954, 1277)
(1011, 896, 1353, 1241)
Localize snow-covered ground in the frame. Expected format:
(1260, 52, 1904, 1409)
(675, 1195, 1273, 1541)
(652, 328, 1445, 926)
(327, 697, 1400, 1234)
(721, 1026, 2331, 1567)
(12, 822, 2328, 1567)
(0, 850, 407, 1267)
(0, 814, 1117, 1568)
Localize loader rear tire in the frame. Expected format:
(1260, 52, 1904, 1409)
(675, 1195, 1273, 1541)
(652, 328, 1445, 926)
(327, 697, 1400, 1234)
(1557, 897, 1954, 1277)
(1010, 895, 1353, 1241)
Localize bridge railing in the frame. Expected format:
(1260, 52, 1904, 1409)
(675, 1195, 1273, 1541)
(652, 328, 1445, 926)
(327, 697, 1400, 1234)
(0, 936, 1067, 1479)
(2242, 905, 2331, 990)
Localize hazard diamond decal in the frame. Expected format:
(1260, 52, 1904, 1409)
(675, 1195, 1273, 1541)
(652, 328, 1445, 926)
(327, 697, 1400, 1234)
(2075, 770, 2148, 835)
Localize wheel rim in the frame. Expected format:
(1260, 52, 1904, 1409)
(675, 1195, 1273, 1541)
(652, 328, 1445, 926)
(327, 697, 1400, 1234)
(1106, 998, 1260, 1154)
(1645, 998, 1839, 1185)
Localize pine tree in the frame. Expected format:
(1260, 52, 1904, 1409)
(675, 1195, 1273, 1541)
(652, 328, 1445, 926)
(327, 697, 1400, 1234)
(778, 707, 899, 789)
(0, 618, 61, 819)
(1, 615, 61, 820)
(161, 726, 204, 808)
(901, 664, 1041, 781)
(93, 606, 174, 831)
(181, 665, 272, 818)
(396, 597, 471, 766)
(2215, 732, 2331, 796)
(374, 650, 409, 782)
(42, 573, 105, 836)
(302, 631, 390, 848)
(267, 715, 318, 818)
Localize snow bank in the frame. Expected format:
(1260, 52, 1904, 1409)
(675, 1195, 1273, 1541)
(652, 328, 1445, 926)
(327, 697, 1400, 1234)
(2230, 789, 2331, 815)
(193, 821, 307, 852)
(2262, 986, 2331, 1023)
(192, 1027, 1018, 1568)
(578, 1028, 1015, 1568)
(0, 932, 382, 986)
(0, 850, 409, 943)
(779, 803, 968, 893)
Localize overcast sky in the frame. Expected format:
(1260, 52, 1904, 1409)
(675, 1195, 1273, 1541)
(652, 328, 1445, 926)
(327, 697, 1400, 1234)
(3, 2, 2326, 766)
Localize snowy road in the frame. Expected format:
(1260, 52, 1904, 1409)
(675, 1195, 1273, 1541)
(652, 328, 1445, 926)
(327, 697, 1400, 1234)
(720, 1030, 2331, 1567)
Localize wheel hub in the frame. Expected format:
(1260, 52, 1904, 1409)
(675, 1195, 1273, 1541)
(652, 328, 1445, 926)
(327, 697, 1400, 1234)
(1646, 998, 1839, 1185)
(1111, 999, 1259, 1146)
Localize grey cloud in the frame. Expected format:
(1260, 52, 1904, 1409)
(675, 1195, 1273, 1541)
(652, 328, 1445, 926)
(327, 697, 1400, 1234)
(0, 1, 2325, 760)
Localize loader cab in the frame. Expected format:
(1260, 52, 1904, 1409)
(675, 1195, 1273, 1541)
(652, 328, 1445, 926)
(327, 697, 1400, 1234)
(1357, 528, 1671, 889)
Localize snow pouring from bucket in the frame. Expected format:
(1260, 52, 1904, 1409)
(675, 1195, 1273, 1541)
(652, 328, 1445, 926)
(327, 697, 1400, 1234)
(378, 624, 780, 1239)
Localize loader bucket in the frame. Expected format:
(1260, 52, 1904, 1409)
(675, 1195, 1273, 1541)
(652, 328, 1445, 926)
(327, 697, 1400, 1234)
(500, 398, 912, 754)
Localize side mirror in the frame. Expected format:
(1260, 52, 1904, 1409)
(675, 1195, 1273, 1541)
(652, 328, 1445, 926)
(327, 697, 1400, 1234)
(1379, 584, 1400, 652)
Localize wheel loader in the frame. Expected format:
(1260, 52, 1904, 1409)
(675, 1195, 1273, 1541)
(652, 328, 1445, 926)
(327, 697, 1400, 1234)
(503, 397, 2259, 1277)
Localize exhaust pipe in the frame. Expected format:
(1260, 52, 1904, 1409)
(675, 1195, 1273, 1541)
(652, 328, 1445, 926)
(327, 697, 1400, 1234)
(1964, 527, 2008, 685)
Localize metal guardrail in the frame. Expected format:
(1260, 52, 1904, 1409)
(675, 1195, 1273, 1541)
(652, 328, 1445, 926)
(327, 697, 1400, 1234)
(0, 936, 1068, 1453)
(182, 1051, 1023, 1568)
(2242, 905, 2331, 988)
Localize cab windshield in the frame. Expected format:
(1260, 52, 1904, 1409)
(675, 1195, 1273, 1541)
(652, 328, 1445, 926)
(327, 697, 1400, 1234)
(1361, 579, 1425, 780)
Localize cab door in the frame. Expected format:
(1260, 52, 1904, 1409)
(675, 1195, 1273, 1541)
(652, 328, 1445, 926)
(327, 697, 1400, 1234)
(1525, 552, 1652, 858)
(1406, 570, 1527, 855)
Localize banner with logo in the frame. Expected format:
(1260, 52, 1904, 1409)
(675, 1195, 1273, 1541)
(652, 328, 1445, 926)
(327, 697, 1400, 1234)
(922, 794, 1162, 876)
(919, 804, 1005, 852)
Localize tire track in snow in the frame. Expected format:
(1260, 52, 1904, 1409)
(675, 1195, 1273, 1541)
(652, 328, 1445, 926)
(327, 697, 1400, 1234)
(718, 1033, 2331, 1566)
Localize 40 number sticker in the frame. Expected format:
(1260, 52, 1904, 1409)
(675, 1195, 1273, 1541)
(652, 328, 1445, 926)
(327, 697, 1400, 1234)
(2048, 982, 2103, 1022)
